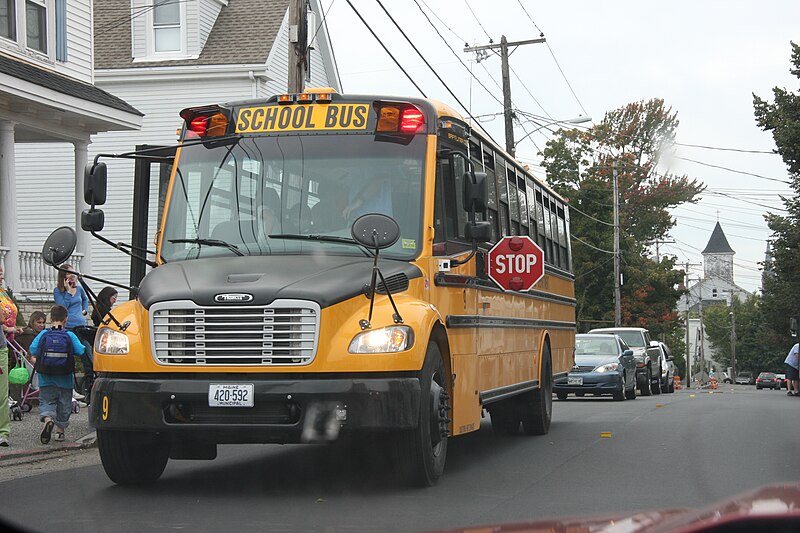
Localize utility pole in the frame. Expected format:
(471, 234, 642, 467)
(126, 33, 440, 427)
(613, 164, 621, 326)
(647, 239, 675, 262)
(698, 296, 706, 385)
(730, 304, 737, 379)
(288, 0, 308, 93)
(464, 35, 545, 157)
(684, 266, 691, 388)
(683, 263, 700, 388)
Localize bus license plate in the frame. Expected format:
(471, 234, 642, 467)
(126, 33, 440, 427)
(567, 376, 583, 385)
(208, 384, 254, 407)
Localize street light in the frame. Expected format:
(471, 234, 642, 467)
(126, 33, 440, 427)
(513, 115, 592, 149)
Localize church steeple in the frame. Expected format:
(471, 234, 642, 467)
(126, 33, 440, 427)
(702, 222, 735, 282)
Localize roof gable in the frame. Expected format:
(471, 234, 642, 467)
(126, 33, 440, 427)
(702, 222, 734, 254)
(94, 0, 290, 69)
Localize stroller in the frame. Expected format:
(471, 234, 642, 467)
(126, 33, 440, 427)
(7, 336, 37, 420)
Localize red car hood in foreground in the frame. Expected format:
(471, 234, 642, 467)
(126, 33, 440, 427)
(434, 484, 800, 533)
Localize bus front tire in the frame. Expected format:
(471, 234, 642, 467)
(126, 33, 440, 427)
(521, 344, 552, 435)
(97, 429, 170, 485)
(392, 342, 449, 486)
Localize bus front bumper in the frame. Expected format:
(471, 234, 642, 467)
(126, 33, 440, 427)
(90, 374, 420, 444)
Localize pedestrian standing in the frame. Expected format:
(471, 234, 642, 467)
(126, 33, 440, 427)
(0, 307, 10, 446)
(784, 342, 799, 396)
(53, 265, 89, 329)
(29, 305, 85, 444)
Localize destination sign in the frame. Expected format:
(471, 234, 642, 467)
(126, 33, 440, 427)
(236, 103, 370, 133)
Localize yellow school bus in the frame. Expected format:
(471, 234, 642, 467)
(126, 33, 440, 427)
(87, 89, 576, 485)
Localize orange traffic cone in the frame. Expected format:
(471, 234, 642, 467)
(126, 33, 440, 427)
(674, 376, 682, 390)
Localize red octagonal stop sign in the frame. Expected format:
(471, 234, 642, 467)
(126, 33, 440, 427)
(487, 236, 545, 291)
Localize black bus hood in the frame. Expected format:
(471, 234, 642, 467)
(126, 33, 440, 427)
(137, 255, 421, 310)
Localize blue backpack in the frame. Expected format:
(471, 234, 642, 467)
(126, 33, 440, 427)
(36, 328, 75, 376)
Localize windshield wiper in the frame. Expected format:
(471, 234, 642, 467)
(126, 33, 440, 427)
(169, 238, 244, 256)
(268, 233, 372, 257)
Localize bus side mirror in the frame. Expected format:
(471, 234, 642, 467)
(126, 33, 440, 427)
(791, 317, 798, 337)
(462, 171, 487, 214)
(81, 209, 105, 232)
(84, 162, 107, 206)
(464, 221, 492, 243)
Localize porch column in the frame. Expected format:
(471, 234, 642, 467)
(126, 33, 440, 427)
(73, 139, 91, 276)
(0, 120, 20, 290)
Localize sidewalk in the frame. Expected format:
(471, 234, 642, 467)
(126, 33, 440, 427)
(2, 399, 97, 462)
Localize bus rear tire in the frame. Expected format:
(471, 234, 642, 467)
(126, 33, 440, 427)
(521, 344, 552, 436)
(392, 342, 449, 486)
(98, 429, 170, 485)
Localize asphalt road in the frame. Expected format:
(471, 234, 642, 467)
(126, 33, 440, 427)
(1, 385, 797, 532)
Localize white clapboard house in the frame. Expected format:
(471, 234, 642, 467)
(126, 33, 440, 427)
(2, 0, 142, 309)
(14, 0, 341, 305)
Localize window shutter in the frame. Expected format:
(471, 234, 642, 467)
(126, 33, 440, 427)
(56, 0, 67, 61)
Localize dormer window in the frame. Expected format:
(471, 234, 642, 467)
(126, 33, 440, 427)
(153, 0, 180, 52)
(141, 0, 186, 58)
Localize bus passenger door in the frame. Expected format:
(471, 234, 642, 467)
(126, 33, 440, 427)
(430, 151, 480, 435)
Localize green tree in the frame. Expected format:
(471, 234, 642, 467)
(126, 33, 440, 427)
(703, 295, 776, 373)
(753, 41, 800, 353)
(541, 99, 704, 337)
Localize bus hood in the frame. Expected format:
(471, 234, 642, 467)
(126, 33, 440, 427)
(137, 255, 421, 310)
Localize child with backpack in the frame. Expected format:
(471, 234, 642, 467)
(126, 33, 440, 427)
(29, 305, 85, 444)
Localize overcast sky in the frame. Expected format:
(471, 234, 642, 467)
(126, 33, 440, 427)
(321, 0, 798, 294)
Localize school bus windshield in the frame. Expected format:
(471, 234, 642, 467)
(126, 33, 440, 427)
(160, 133, 426, 262)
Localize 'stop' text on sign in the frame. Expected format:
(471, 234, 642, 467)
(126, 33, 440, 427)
(486, 236, 545, 291)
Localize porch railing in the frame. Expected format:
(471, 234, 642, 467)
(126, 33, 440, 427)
(1, 247, 84, 296)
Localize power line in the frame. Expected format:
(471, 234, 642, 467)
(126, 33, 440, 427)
(675, 142, 778, 154)
(572, 235, 615, 254)
(569, 203, 614, 226)
(515, 1, 589, 117)
(344, 0, 427, 97)
(675, 156, 791, 185)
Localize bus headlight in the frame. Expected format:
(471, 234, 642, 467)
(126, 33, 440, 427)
(348, 326, 414, 354)
(95, 327, 130, 355)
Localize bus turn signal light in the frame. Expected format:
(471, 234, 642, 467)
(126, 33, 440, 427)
(180, 107, 230, 138)
(376, 105, 425, 133)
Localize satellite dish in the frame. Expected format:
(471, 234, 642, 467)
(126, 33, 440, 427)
(351, 214, 400, 250)
(42, 226, 77, 267)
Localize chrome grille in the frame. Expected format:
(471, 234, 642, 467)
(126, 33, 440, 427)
(150, 299, 319, 366)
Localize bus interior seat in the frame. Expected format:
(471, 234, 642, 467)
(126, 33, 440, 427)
(211, 219, 259, 244)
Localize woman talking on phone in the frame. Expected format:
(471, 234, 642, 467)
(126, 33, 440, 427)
(53, 264, 90, 329)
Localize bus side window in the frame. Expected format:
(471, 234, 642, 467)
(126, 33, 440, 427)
(434, 152, 472, 255)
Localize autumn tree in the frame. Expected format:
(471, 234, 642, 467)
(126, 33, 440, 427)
(541, 99, 704, 339)
(753, 41, 800, 351)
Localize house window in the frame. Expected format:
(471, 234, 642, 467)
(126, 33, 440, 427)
(25, 0, 46, 53)
(1, 0, 16, 41)
(153, 0, 181, 53)
(712, 288, 717, 298)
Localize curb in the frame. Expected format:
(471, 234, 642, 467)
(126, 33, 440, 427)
(0, 432, 97, 462)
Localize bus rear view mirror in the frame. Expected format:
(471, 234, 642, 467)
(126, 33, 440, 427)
(42, 226, 77, 267)
(465, 221, 492, 243)
(81, 208, 105, 232)
(462, 171, 487, 214)
(84, 162, 107, 206)
(351, 213, 400, 250)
